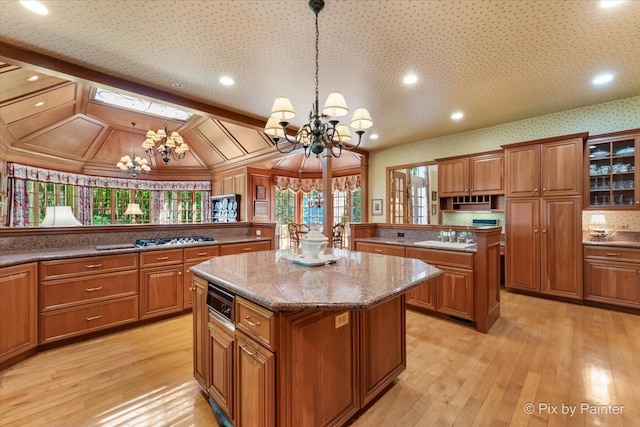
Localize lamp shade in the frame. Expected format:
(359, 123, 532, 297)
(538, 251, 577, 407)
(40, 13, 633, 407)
(264, 117, 285, 138)
(333, 124, 352, 143)
(350, 108, 373, 130)
(124, 203, 144, 216)
(40, 206, 82, 226)
(590, 214, 607, 226)
(322, 92, 349, 118)
(270, 97, 296, 120)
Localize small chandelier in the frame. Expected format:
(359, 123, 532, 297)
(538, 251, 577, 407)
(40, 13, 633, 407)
(116, 122, 151, 178)
(142, 119, 189, 164)
(265, 0, 373, 158)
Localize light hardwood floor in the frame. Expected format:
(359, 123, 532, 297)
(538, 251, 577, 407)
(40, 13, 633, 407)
(1, 291, 638, 427)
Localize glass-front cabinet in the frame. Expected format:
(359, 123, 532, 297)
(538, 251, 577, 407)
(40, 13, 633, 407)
(586, 129, 639, 209)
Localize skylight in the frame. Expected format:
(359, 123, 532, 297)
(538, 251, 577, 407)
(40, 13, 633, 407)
(93, 88, 193, 121)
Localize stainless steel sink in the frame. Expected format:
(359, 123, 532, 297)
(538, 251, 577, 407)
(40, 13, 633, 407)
(413, 240, 476, 250)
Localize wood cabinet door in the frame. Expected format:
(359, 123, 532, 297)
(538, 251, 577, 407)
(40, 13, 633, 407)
(235, 332, 275, 427)
(0, 263, 37, 364)
(540, 197, 583, 299)
(192, 276, 209, 391)
(359, 296, 406, 406)
(584, 260, 640, 308)
(436, 266, 474, 320)
(540, 137, 583, 197)
(406, 279, 437, 311)
(505, 198, 540, 291)
(438, 157, 470, 197)
(505, 145, 540, 197)
(209, 316, 234, 422)
(470, 153, 504, 195)
(139, 265, 183, 319)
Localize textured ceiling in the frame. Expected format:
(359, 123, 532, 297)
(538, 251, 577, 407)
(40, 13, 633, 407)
(1, 0, 639, 153)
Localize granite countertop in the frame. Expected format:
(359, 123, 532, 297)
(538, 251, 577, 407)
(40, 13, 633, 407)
(354, 236, 477, 253)
(0, 236, 272, 268)
(190, 248, 443, 311)
(582, 240, 640, 249)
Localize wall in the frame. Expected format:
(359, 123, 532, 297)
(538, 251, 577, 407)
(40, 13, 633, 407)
(369, 95, 640, 224)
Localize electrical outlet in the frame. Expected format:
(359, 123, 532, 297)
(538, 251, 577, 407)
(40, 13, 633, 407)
(256, 230, 261, 236)
(335, 312, 349, 329)
(397, 232, 405, 238)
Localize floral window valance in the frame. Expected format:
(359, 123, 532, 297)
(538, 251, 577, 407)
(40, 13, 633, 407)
(7, 162, 211, 191)
(273, 175, 360, 193)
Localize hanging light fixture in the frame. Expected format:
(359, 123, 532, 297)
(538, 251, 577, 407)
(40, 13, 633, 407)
(142, 116, 189, 164)
(116, 122, 151, 178)
(265, 0, 373, 158)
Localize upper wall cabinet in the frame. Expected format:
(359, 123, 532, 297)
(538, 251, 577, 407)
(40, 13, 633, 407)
(504, 136, 584, 198)
(585, 129, 639, 210)
(437, 151, 504, 198)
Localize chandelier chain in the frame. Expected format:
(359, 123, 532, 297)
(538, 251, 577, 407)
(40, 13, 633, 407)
(315, 9, 319, 115)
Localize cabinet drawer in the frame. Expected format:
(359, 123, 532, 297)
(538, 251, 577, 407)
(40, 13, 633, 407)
(219, 241, 271, 256)
(584, 246, 640, 263)
(355, 242, 406, 257)
(41, 270, 138, 311)
(40, 296, 138, 344)
(184, 245, 220, 262)
(40, 253, 138, 281)
(236, 297, 276, 351)
(139, 248, 183, 268)
(406, 247, 474, 269)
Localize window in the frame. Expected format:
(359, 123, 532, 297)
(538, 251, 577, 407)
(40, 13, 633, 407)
(27, 182, 79, 226)
(163, 190, 203, 224)
(333, 189, 361, 224)
(302, 189, 323, 227)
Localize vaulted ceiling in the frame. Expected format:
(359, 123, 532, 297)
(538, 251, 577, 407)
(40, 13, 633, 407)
(1, 0, 639, 178)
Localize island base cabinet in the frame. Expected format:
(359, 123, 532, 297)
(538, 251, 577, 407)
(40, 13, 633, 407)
(359, 296, 406, 406)
(235, 332, 275, 427)
(584, 261, 640, 308)
(406, 279, 437, 311)
(192, 276, 209, 392)
(209, 315, 235, 423)
(278, 310, 359, 427)
(437, 267, 474, 320)
(0, 263, 37, 365)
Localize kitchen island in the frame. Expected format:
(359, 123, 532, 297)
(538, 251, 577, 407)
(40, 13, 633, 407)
(189, 248, 443, 427)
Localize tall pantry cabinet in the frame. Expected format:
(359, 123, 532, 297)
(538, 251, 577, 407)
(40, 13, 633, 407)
(503, 133, 587, 300)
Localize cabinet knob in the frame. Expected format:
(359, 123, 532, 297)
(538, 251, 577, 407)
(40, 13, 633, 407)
(542, 188, 547, 191)
(534, 188, 538, 192)
(542, 230, 546, 233)
(177, 271, 182, 276)
(189, 286, 195, 292)
(534, 229, 538, 233)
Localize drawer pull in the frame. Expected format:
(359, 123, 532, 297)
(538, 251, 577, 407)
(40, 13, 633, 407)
(244, 316, 261, 326)
(86, 263, 103, 269)
(606, 252, 621, 256)
(156, 256, 170, 260)
(197, 252, 208, 256)
(240, 345, 257, 356)
(243, 248, 252, 251)
(85, 286, 103, 292)
(374, 249, 383, 253)
(86, 315, 102, 321)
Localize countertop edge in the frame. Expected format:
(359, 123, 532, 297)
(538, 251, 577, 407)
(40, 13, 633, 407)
(583, 240, 640, 249)
(354, 237, 477, 253)
(0, 236, 272, 268)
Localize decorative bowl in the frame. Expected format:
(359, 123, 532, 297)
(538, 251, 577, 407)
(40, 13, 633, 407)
(300, 227, 329, 260)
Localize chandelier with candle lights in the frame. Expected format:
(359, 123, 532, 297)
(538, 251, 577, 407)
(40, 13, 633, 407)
(116, 122, 150, 178)
(265, 0, 373, 158)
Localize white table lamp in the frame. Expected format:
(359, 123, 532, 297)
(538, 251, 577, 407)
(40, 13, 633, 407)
(124, 203, 144, 224)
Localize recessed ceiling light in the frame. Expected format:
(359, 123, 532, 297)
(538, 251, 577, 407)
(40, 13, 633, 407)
(27, 75, 40, 82)
(451, 111, 464, 120)
(592, 72, 615, 85)
(35, 101, 45, 107)
(403, 74, 418, 85)
(172, 82, 184, 89)
(370, 133, 379, 140)
(220, 76, 234, 86)
(599, 0, 626, 9)
(20, 1, 48, 15)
